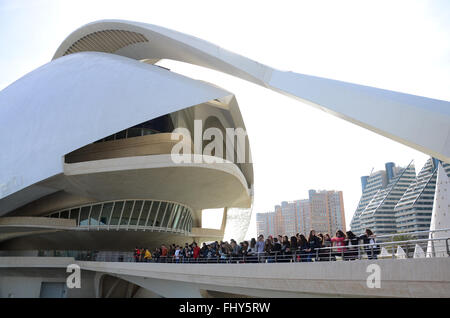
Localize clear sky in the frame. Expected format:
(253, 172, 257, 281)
(1, 0, 449, 239)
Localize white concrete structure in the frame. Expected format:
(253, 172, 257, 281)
(1, 257, 450, 298)
(1, 19, 450, 298)
(51, 20, 450, 164)
(427, 164, 450, 257)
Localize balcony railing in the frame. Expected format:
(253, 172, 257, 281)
(24, 228, 450, 264)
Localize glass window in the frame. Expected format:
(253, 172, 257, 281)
(104, 134, 115, 141)
(115, 130, 126, 140)
(109, 201, 124, 226)
(49, 212, 60, 218)
(120, 201, 135, 226)
(170, 205, 182, 229)
(60, 210, 69, 219)
(153, 202, 165, 227)
(145, 201, 158, 227)
(100, 202, 114, 226)
(127, 128, 142, 138)
(89, 204, 102, 225)
(160, 202, 172, 228)
(69, 208, 79, 224)
(175, 207, 185, 229)
(142, 128, 155, 136)
(138, 201, 153, 226)
(129, 201, 144, 226)
(79, 206, 91, 226)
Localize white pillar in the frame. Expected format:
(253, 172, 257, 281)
(427, 163, 450, 257)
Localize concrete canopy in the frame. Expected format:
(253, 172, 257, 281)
(53, 19, 450, 163)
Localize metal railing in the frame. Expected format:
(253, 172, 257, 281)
(6, 228, 449, 264)
(31, 236, 449, 264)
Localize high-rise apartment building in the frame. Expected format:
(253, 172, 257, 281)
(256, 190, 345, 237)
(395, 159, 450, 235)
(350, 170, 388, 235)
(358, 162, 416, 235)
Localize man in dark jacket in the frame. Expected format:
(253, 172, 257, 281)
(358, 229, 378, 259)
(308, 230, 322, 261)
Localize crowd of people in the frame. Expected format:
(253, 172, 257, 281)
(132, 228, 379, 263)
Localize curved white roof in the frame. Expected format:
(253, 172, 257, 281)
(53, 19, 450, 163)
(0, 52, 238, 214)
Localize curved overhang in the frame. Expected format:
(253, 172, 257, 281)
(0, 216, 223, 250)
(53, 19, 450, 163)
(61, 154, 251, 210)
(0, 52, 247, 215)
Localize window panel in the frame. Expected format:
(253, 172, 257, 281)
(129, 201, 143, 226)
(69, 208, 79, 225)
(109, 201, 124, 226)
(89, 204, 102, 225)
(60, 210, 69, 219)
(136, 201, 150, 226)
(79, 206, 91, 226)
(120, 201, 135, 226)
(160, 202, 171, 228)
(100, 202, 114, 226)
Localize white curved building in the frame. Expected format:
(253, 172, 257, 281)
(0, 23, 255, 251)
(1, 20, 450, 298)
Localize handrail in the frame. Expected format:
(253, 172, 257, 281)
(375, 227, 450, 239)
(22, 235, 449, 264)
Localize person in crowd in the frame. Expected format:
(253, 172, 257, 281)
(345, 231, 359, 260)
(160, 244, 168, 263)
(144, 248, 152, 262)
(359, 228, 378, 259)
(230, 240, 241, 262)
(241, 241, 249, 261)
(297, 234, 310, 262)
(153, 247, 161, 263)
(246, 238, 257, 263)
(280, 236, 291, 262)
(206, 244, 216, 262)
(181, 243, 189, 263)
(317, 233, 324, 245)
(167, 245, 173, 260)
(272, 237, 282, 262)
(289, 236, 298, 262)
(331, 230, 347, 259)
(319, 233, 333, 261)
(139, 247, 144, 262)
(290, 236, 298, 251)
(323, 234, 332, 246)
(188, 244, 194, 262)
(200, 242, 208, 259)
(192, 242, 200, 262)
(308, 230, 322, 262)
(255, 235, 265, 262)
(174, 245, 181, 263)
(264, 238, 273, 262)
(277, 235, 283, 247)
(134, 247, 140, 263)
(218, 242, 229, 263)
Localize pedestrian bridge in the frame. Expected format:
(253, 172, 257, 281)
(1, 229, 450, 298)
(1, 256, 450, 298)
